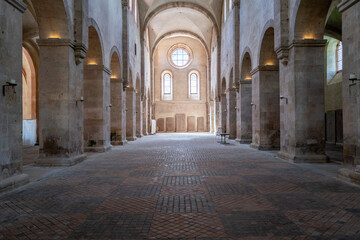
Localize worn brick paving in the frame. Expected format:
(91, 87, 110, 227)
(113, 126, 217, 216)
(1, 133, 360, 239)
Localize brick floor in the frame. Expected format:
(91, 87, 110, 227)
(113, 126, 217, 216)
(1, 133, 360, 239)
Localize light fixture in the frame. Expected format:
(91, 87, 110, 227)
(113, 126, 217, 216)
(280, 96, 288, 104)
(349, 73, 359, 83)
(76, 96, 84, 106)
(3, 79, 17, 96)
(106, 104, 112, 110)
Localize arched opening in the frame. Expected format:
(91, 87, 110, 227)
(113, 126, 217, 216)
(110, 51, 124, 145)
(278, 0, 335, 163)
(250, 27, 280, 150)
(22, 47, 37, 148)
(323, 3, 343, 163)
(236, 51, 252, 143)
(84, 25, 111, 152)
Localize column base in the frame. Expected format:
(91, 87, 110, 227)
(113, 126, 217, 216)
(35, 154, 87, 166)
(235, 138, 252, 144)
(338, 167, 360, 185)
(250, 143, 280, 151)
(0, 174, 29, 193)
(111, 140, 127, 146)
(127, 137, 137, 141)
(136, 134, 144, 138)
(277, 151, 329, 163)
(84, 145, 111, 153)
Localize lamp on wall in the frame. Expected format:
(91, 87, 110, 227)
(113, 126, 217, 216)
(106, 104, 112, 110)
(76, 96, 84, 106)
(349, 74, 359, 83)
(3, 79, 17, 96)
(280, 96, 288, 104)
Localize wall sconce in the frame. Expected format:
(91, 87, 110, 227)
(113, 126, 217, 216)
(76, 96, 84, 106)
(349, 74, 359, 83)
(280, 96, 288, 104)
(3, 79, 17, 96)
(125, 108, 129, 112)
(106, 104, 112, 110)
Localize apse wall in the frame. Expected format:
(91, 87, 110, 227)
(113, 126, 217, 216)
(153, 36, 208, 132)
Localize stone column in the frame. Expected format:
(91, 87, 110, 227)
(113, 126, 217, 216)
(209, 100, 214, 133)
(227, 88, 237, 139)
(35, 38, 86, 165)
(83, 65, 111, 152)
(136, 94, 143, 138)
(0, 0, 29, 191)
(338, 0, 360, 183)
(143, 97, 149, 136)
(236, 81, 252, 143)
(250, 66, 280, 150)
(110, 78, 125, 145)
(126, 87, 137, 141)
(221, 94, 227, 132)
(277, 39, 327, 163)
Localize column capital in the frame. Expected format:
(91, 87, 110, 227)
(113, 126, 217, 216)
(250, 65, 279, 75)
(5, 0, 27, 13)
(37, 38, 76, 48)
(275, 46, 290, 66)
(84, 65, 112, 75)
(74, 42, 88, 65)
(338, 0, 360, 12)
(290, 39, 327, 48)
(110, 77, 122, 83)
(232, 0, 240, 9)
(122, 0, 128, 8)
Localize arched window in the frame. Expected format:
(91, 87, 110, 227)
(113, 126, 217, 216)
(162, 71, 173, 101)
(134, 0, 138, 23)
(129, 0, 132, 11)
(336, 41, 343, 72)
(188, 71, 200, 100)
(223, 0, 227, 23)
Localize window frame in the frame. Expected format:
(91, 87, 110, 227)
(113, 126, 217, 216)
(188, 70, 200, 100)
(336, 41, 343, 72)
(161, 70, 173, 101)
(168, 44, 193, 69)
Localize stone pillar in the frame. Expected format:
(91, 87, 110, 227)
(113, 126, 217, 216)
(277, 39, 327, 163)
(126, 87, 136, 141)
(221, 94, 227, 132)
(0, 0, 29, 191)
(143, 97, 149, 136)
(227, 88, 237, 139)
(35, 38, 86, 165)
(215, 99, 221, 131)
(236, 81, 252, 143)
(338, 0, 360, 184)
(83, 65, 111, 152)
(110, 78, 126, 145)
(209, 100, 214, 133)
(136, 94, 143, 138)
(250, 66, 280, 150)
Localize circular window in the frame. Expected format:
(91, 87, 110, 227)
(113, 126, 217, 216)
(168, 44, 192, 69)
